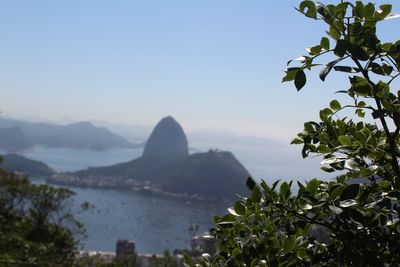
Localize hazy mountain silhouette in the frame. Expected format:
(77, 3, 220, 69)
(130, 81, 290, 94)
(0, 126, 33, 151)
(0, 118, 137, 150)
(1, 153, 55, 177)
(142, 116, 189, 159)
(74, 116, 250, 200)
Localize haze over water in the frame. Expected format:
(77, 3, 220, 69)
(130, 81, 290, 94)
(23, 136, 327, 253)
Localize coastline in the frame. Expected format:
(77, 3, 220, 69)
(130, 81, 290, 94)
(46, 174, 232, 208)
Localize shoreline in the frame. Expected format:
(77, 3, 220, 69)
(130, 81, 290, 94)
(45, 174, 232, 208)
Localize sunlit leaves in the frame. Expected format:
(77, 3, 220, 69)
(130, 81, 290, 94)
(204, 1, 400, 267)
(375, 4, 392, 19)
(339, 199, 357, 208)
(338, 135, 352, 146)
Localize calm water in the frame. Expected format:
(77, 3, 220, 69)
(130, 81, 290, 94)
(69, 184, 221, 253)
(22, 146, 226, 253)
(17, 143, 326, 253)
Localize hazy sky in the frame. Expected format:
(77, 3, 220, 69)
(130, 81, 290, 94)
(0, 1, 398, 142)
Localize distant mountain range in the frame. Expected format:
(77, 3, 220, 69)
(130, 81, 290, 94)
(0, 118, 140, 151)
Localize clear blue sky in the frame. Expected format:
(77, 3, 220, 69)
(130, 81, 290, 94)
(0, 0, 398, 142)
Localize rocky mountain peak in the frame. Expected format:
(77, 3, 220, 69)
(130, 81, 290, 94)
(142, 116, 189, 159)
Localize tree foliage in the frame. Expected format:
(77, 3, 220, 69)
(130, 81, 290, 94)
(0, 166, 87, 266)
(193, 1, 400, 266)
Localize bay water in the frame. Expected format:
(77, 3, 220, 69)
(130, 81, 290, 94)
(16, 141, 325, 253)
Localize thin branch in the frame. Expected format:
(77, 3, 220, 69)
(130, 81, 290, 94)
(388, 72, 400, 85)
(349, 54, 400, 178)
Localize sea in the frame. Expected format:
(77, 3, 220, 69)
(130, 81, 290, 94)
(9, 141, 327, 253)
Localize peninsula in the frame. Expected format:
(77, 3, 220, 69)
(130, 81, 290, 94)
(50, 116, 250, 201)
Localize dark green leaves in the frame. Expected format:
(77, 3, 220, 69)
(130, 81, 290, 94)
(338, 135, 352, 146)
(295, 70, 307, 91)
(329, 24, 341, 40)
(334, 39, 347, 57)
(348, 44, 369, 61)
(283, 236, 296, 252)
(282, 68, 300, 82)
(320, 37, 330, 50)
(349, 76, 372, 96)
(329, 100, 341, 111)
(246, 177, 256, 191)
(353, 1, 365, 19)
(234, 201, 246, 216)
(320, 58, 343, 81)
(299, 1, 317, 18)
(375, 4, 392, 19)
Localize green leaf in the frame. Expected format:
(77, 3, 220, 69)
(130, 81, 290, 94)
(383, 64, 393, 75)
(232, 248, 242, 259)
(309, 45, 322, 55)
(252, 186, 262, 202)
(306, 179, 319, 194)
(356, 109, 365, 118)
(283, 235, 296, 252)
(329, 100, 341, 111)
(381, 99, 392, 111)
(299, 1, 317, 18)
(334, 66, 360, 73)
(375, 4, 392, 19)
(270, 236, 280, 249)
(234, 201, 246, 216)
(335, 2, 349, 19)
(359, 167, 373, 177)
(348, 44, 369, 61)
(370, 62, 385, 75)
(329, 205, 343, 214)
(319, 132, 330, 144)
(339, 199, 357, 208)
(357, 101, 366, 107)
(321, 166, 335, 172)
(184, 253, 193, 266)
(330, 184, 345, 200)
(349, 76, 372, 96)
(372, 109, 385, 119)
(338, 135, 352, 146)
(320, 58, 342, 81)
(317, 144, 331, 154)
(376, 81, 390, 98)
(319, 108, 333, 121)
(316, 3, 332, 20)
(365, 3, 375, 19)
(295, 70, 307, 91)
(334, 39, 347, 57)
(213, 215, 221, 224)
(353, 1, 365, 19)
(282, 67, 300, 82)
(329, 24, 341, 40)
(342, 183, 360, 200)
(350, 209, 365, 224)
(291, 138, 303, 145)
(320, 37, 330, 50)
(246, 177, 256, 190)
(280, 181, 291, 198)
